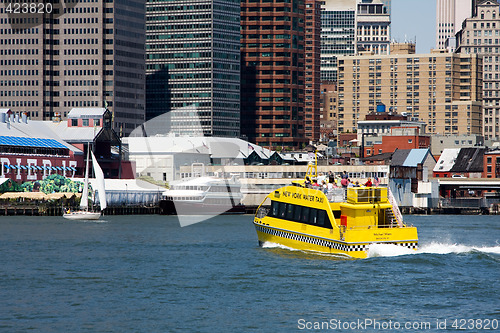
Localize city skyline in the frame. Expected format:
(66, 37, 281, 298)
(1, 0, 499, 143)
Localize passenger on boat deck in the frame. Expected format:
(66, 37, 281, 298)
(327, 181, 335, 191)
(305, 176, 311, 188)
(341, 177, 349, 188)
(354, 181, 360, 187)
(341, 171, 348, 179)
(312, 179, 319, 188)
(373, 176, 380, 187)
(321, 180, 327, 193)
(335, 175, 342, 187)
(347, 179, 354, 188)
(364, 178, 372, 187)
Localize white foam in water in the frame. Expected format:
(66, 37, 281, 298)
(367, 242, 500, 258)
(261, 241, 301, 251)
(473, 245, 500, 255)
(367, 243, 415, 257)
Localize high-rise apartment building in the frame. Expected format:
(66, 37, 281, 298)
(356, 0, 391, 55)
(145, 0, 241, 137)
(240, 0, 309, 148)
(436, 0, 476, 49)
(337, 43, 483, 135)
(321, 0, 357, 82)
(319, 82, 338, 141)
(456, 0, 500, 139)
(0, 1, 146, 137)
(321, 0, 391, 82)
(304, 0, 322, 141)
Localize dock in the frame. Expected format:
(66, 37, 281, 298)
(0, 204, 161, 216)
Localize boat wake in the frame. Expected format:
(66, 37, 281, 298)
(260, 241, 500, 259)
(261, 241, 301, 252)
(367, 242, 500, 258)
(260, 242, 357, 259)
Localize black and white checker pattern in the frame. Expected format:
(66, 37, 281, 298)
(255, 224, 418, 252)
(398, 242, 418, 249)
(255, 224, 365, 252)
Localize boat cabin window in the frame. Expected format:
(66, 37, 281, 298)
(271, 201, 280, 217)
(300, 207, 310, 223)
(309, 209, 317, 225)
(278, 201, 287, 218)
(268, 200, 332, 229)
(285, 204, 295, 220)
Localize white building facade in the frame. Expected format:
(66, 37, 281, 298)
(436, 0, 476, 49)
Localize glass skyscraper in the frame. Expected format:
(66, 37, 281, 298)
(145, 0, 241, 137)
(321, 9, 356, 82)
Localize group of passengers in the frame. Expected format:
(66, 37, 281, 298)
(304, 170, 380, 193)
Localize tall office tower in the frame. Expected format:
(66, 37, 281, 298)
(145, 0, 241, 137)
(321, 0, 357, 82)
(304, 0, 322, 141)
(0, 1, 146, 137)
(456, 0, 500, 140)
(356, 0, 391, 55)
(337, 43, 483, 135)
(436, 0, 476, 49)
(241, 0, 308, 148)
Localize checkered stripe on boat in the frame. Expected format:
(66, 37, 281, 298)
(255, 224, 417, 252)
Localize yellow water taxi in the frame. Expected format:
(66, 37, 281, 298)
(253, 159, 418, 259)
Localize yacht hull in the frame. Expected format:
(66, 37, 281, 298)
(63, 211, 101, 220)
(160, 200, 245, 215)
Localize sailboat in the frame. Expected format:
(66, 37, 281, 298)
(63, 149, 107, 220)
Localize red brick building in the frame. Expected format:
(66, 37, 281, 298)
(364, 127, 431, 157)
(337, 133, 358, 147)
(240, 0, 313, 149)
(483, 150, 500, 178)
(304, 0, 321, 142)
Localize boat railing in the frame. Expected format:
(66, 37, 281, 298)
(387, 187, 403, 227)
(327, 188, 345, 203)
(344, 223, 403, 230)
(346, 187, 389, 204)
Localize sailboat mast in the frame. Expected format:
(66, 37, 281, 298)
(80, 143, 91, 211)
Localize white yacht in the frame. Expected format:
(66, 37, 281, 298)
(161, 176, 244, 215)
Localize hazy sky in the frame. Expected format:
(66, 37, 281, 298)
(391, 0, 436, 54)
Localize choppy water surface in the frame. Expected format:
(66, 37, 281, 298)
(0, 214, 498, 332)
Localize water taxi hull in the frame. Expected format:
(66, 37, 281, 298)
(63, 211, 101, 220)
(254, 221, 417, 259)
